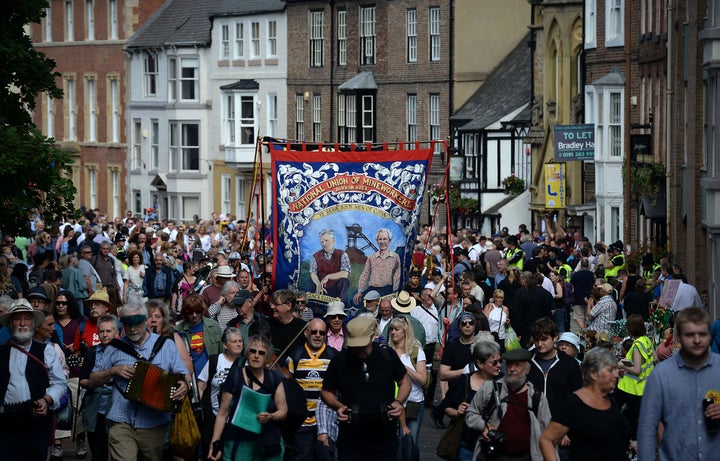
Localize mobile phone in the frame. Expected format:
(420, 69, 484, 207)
(620, 359, 633, 366)
(212, 440, 222, 456)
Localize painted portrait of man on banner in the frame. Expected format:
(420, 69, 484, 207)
(269, 142, 435, 310)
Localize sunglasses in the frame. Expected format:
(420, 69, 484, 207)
(55, 301, 68, 306)
(461, 320, 475, 326)
(487, 359, 502, 366)
(248, 348, 267, 356)
(326, 314, 344, 320)
(309, 329, 327, 336)
(296, 300, 306, 305)
(361, 361, 370, 382)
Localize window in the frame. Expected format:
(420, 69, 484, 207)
(362, 95, 374, 142)
(267, 94, 278, 137)
(220, 25, 230, 59)
(88, 168, 97, 209)
(226, 94, 235, 144)
(182, 196, 200, 222)
(144, 53, 158, 97)
(87, 78, 96, 141)
(296, 94, 305, 141)
(267, 20, 277, 57)
(134, 190, 142, 216)
(309, 11, 324, 67)
(44, 6, 52, 42)
(430, 94, 441, 152)
(222, 176, 231, 215)
(251, 22, 260, 58)
(407, 95, 417, 142)
(110, 78, 119, 142)
(240, 96, 255, 144)
(313, 95, 322, 142)
(407, 9, 417, 63)
(338, 95, 346, 143)
(65, 1, 74, 41)
(180, 58, 199, 101)
(337, 10, 347, 66)
(606, 0, 623, 46)
(236, 177, 246, 220)
(47, 95, 54, 138)
(234, 23, 244, 58)
(584, 0, 596, 47)
(338, 94, 358, 143)
(168, 58, 177, 101)
(111, 169, 120, 219)
(360, 6, 376, 65)
(66, 78, 76, 141)
(609, 92, 622, 157)
(151, 120, 159, 170)
(86, 0, 94, 40)
(133, 120, 142, 169)
(109, 0, 118, 39)
(170, 123, 199, 171)
(429, 7, 441, 61)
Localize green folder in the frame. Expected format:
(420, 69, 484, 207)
(230, 385, 271, 434)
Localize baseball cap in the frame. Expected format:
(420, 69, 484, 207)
(345, 316, 377, 347)
(231, 289, 253, 305)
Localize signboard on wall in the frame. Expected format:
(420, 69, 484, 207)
(545, 163, 566, 209)
(553, 124, 595, 161)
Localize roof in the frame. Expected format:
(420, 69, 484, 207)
(338, 71, 378, 91)
(592, 70, 625, 86)
(220, 80, 260, 91)
(451, 33, 532, 132)
(127, 0, 285, 50)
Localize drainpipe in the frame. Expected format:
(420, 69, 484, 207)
(665, 0, 673, 254)
(329, 0, 335, 140)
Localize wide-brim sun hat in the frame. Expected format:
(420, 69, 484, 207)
(345, 315, 377, 347)
(0, 299, 45, 327)
(324, 301, 347, 318)
(557, 332, 581, 351)
(83, 290, 113, 309)
(215, 266, 236, 278)
(390, 291, 416, 314)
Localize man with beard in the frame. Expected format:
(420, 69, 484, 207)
(465, 348, 551, 461)
(0, 300, 67, 460)
(286, 318, 338, 461)
(321, 315, 410, 460)
(89, 305, 189, 461)
(144, 253, 174, 305)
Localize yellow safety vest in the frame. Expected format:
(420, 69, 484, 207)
(617, 336, 654, 396)
(605, 253, 626, 278)
(506, 247, 524, 271)
(643, 263, 661, 281)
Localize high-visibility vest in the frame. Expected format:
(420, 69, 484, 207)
(605, 253, 626, 278)
(617, 336, 654, 396)
(506, 247, 524, 271)
(643, 263, 661, 281)
(559, 264, 573, 282)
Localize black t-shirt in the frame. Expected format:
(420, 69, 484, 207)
(268, 316, 306, 363)
(553, 393, 631, 461)
(623, 290, 652, 321)
(440, 338, 473, 373)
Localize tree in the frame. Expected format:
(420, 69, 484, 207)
(0, 0, 77, 236)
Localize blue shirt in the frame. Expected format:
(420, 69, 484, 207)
(637, 351, 720, 461)
(93, 332, 188, 429)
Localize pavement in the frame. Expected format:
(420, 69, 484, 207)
(419, 405, 447, 461)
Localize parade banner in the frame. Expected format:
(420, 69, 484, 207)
(269, 142, 435, 308)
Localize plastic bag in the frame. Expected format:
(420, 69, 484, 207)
(504, 326, 521, 351)
(169, 397, 201, 458)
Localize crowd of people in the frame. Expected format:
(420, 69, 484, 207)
(0, 209, 719, 461)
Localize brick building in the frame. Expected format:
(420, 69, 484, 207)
(30, 0, 164, 219)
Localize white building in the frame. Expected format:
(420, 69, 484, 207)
(125, 0, 286, 222)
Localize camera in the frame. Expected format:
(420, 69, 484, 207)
(482, 430, 507, 457)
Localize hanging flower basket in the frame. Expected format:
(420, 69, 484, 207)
(427, 183, 446, 202)
(502, 175, 525, 195)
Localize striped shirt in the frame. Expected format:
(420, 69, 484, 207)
(287, 343, 334, 427)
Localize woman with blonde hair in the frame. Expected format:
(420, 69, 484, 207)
(388, 315, 426, 451)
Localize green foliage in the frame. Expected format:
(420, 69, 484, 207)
(626, 164, 665, 203)
(0, 0, 77, 235)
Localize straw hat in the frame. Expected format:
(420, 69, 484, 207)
(390, 291, 416, 314)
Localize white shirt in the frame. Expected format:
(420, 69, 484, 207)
(541, 275, 556, 297)
(198, 353, 235, 416)
(399, 349, 426, 403)
(411, 303, 440, 344)
(6, 341, 67, 410)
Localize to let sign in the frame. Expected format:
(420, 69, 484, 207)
(553, 124, 595, 161)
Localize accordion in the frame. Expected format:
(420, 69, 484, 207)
(124, 361, 182, 412)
